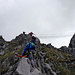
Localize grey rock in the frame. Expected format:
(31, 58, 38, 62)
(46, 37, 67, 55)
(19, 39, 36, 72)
(17, 46, 21, 49)
(3, 58, 10, 68)
(3, 71, 13, 75)
(69, 34, 75, 48)
(0, 50, 4, 55)
(72, 48, 75, 58)
(0, 35, 5, 42)
(44, 63, 57, 75)
(49, 62, 53, 67)
(56, 70, 61, 74)
(60, 46, 69, 53)
(47, 43, 54, 48)
(16, 58, 42, 75)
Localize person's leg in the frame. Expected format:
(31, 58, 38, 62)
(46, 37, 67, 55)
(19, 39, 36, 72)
(32, 50, 36, 61)
(28, 51, 35, 67)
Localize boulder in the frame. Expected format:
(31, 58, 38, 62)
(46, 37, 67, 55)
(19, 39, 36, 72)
(16, 58, 42, 75)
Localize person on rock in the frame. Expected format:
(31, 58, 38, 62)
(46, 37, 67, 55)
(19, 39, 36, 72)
(29, 32, 34, 36)
(22, 36, 36, 70)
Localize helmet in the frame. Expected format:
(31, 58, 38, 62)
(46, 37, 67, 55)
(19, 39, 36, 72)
(32, 36, 36, 39)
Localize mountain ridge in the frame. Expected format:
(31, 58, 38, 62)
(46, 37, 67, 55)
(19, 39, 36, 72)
(0, 32, 75, 75)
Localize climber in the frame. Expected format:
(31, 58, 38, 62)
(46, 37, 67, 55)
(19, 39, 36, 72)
(22, 36, 36, 68)
(29, 32, 34, 36)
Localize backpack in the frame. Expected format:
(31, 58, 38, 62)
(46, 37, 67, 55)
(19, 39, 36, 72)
(26, 42, 35, 57)
(29, 42, 35, 49)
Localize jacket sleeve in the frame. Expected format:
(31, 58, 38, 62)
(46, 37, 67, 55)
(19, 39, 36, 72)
(34, 39, 36, 44)
(22, 43, 29, 56)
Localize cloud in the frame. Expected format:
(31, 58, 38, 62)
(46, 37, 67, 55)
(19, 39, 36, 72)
(0, 0, 75, 47)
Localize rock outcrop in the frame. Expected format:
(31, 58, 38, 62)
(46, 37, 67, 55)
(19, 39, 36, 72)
(69, 34, 75, 48)
(14, 58, 42, 75)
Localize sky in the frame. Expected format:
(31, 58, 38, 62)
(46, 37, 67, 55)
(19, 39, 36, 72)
(0, 0, 75, 48)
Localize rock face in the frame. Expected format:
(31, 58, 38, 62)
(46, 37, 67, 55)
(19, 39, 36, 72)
(0, 35, 5, 48)
(68, 34, 75, 57)
(0, 36, 6, 55)
(60, 46, 69, 53)
(47, 43, 54, 48)
(69, 34, 75, 48)
(0, 35, 5, 42)
(58, 34, 75, 58)
(15, 58, 42, 75)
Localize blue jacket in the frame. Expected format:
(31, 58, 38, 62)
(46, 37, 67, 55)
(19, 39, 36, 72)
(22, 39, 36, 56)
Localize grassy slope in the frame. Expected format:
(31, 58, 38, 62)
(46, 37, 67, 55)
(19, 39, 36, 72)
(41, 47, 75, 75)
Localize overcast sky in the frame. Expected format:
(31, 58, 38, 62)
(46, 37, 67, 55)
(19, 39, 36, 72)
(0, 0, 75, 48)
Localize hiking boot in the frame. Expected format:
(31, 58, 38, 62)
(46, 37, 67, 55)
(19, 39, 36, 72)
(30, 66, 35, 72)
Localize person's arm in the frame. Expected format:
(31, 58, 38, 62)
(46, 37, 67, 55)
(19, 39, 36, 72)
(32, 36, 36, 44)
(34, 39, 36, 44)
(22, 43, 29, 56)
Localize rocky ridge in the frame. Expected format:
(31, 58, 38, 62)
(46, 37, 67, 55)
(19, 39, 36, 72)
(0, 32, 75, 75)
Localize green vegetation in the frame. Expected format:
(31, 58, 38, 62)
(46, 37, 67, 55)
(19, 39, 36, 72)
(41, 47, 75, 75)
(0, 41, 75, 75)
(0, 47, 24, 62)
(1, 42, 25, 74)
(54, 65, 70, 75)
(1, 68, 8, 74)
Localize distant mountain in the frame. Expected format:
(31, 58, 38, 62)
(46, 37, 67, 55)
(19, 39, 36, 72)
(0, 32, 75, 75)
